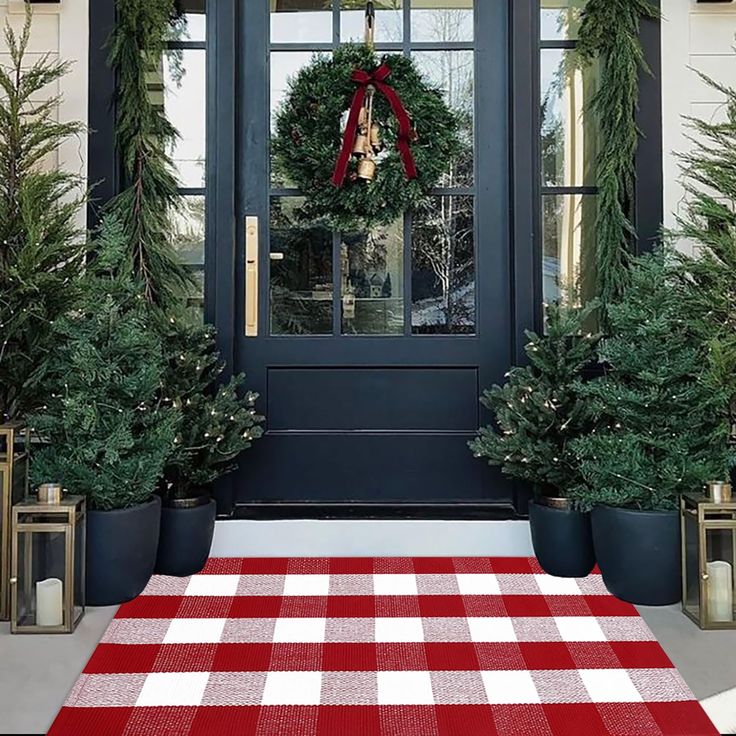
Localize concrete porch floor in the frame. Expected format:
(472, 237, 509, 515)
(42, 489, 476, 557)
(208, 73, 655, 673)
(0, 603, 734, 735)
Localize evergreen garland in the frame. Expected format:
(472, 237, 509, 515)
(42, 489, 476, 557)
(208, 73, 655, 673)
(107, 0, 195, 308)
(577, 0, 659, 311)
(0, 11, 86, 420)
(273, 44, 461, 230)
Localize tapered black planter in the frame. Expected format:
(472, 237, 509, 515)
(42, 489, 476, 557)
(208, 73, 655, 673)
(155, 495, 216, 577)
(592, 505, 681, 606)
(86, 496, 161, 606)
(529, 500, 596, 578)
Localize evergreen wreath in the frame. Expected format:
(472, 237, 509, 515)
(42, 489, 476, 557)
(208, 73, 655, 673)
(273, 44, 461, 230)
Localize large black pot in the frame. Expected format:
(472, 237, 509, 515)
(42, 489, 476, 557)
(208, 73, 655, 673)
(86, 496, 161, 606)
(592, 505, 681, 606)
(529, 500, 596, 578)
(155, 495, 216, 577)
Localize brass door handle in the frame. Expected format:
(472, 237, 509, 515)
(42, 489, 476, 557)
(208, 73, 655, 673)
(245, 216, 258, 337)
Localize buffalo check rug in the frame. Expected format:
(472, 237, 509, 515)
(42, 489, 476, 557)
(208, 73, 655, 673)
(49, 558, 718, 736)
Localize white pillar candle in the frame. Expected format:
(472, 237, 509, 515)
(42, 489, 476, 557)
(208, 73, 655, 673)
(706, 561, 733, 623)
(36, 578, 63, 627)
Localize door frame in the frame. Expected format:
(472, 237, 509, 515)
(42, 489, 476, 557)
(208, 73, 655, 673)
(87, 0, 663, 519)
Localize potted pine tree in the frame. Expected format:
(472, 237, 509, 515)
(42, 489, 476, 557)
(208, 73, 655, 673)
(29, 219, 179, 606)
(570, 251, 732, 605)
(470, 301, 600, 577)
(154, 322, 264, 576)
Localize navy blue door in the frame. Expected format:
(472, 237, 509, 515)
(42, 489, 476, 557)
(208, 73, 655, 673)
(232, 1, 513, 514)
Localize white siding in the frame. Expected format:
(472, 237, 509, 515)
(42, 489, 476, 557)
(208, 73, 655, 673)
(662, 0, 736, 254)
(0, 0, 88, 231)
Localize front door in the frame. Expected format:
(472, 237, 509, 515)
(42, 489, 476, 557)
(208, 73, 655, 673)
(231, 1, 512, 514)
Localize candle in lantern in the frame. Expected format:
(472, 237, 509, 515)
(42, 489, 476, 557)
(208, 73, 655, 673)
(36, 578, 63, 627)
(706, 561, 733, 623)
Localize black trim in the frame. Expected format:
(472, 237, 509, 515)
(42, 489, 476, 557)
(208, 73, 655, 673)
(229, 502, 524, 521)
(87, 0, 118, 230)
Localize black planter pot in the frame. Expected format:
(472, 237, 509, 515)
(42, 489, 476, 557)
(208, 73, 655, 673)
(591, 505, 681, 606)
(86, 496, 161, 606)
(529, 500, 596, 578)
(155, 495, 217, 577)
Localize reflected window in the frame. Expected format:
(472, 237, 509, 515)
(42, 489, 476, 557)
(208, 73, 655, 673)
(341, 0, 403, 43)
(412, 0, 473, 43)
(271, 0, 332, 44)
(541, 0, 586, 41)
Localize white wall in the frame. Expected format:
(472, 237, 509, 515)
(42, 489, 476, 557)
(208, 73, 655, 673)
(662, 0, 736, 254)
(0, 0, 88, 231)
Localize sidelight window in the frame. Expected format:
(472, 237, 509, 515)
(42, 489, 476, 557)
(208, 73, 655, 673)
(539, 0, 598, 307)
(268, 0, 476, 336)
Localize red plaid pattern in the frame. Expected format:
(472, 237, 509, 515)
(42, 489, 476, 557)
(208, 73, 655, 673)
(49, 558, 718, 736)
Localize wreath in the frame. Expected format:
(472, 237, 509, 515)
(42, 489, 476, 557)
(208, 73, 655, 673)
(272, 44, 462, 230)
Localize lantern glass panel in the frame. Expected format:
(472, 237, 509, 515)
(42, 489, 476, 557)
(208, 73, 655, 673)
(15, 528, 68, 629)
(683, 508, 700, 620)
(704, 524, 736, 626)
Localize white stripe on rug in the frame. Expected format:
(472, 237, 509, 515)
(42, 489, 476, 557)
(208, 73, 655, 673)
(701, 686, 736, 735)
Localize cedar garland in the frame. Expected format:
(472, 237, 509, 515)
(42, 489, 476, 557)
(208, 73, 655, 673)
(107, 0, 195, 309)
(577, 0, 659, 311)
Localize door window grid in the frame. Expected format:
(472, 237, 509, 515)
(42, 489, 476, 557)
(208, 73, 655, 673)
(539, 0, 599, 309)
(165, 3, 208, 309)
(268, 0, 476, 337)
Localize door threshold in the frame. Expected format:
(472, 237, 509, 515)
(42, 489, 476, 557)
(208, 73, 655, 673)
(228, 501, 524, 521)
(211, 518, 534, 558)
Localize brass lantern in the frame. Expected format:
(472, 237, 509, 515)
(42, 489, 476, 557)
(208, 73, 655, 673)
(0, 422, 30, 621)
(682, 484, 736, 629)
(10, 494, 86, 634)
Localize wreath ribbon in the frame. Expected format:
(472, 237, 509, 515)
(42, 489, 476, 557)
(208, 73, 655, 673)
(332, 63, 418, 187)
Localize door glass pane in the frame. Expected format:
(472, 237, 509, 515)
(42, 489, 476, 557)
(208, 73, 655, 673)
(171, 196, 205, 267)
(271, 0, 332, 44)
(412, 196, 475, 334)
(162, 50, 206, 188)
(172, 0, 206, 42)
(413, 50, 474, 187)
(271, 51, 322, 187)
(411, 0, 473, 43)
(542, 193, 597, 306)
(541, 0, 587, 41)
(341, 218, 404, 335)
(341, 0, 403, 43)
(541, 50, 598, 188)
(270, 198, 333, 335)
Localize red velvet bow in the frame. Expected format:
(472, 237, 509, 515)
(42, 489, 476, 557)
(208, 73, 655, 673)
(332, 63, 418, 188)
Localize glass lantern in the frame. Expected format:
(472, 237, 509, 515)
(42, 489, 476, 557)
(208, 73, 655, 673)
(0, 422, 30, 621)
(10, 495, 86, 634)
(682, 489, 736, 629)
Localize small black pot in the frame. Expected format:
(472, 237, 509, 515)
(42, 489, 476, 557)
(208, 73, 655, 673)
(592, 505, 681, 606)
(155, 494, 217, 577)
(529, 500, 596, 578)
(86, 496, 161, 606)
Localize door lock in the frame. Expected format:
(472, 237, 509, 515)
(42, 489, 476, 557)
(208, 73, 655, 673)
(245, 216, 258, 337)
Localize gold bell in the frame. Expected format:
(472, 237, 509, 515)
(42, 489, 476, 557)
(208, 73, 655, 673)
(357, 156, 376, 181)
(370, 123, 382, 150)
(352, 131, 369, 156)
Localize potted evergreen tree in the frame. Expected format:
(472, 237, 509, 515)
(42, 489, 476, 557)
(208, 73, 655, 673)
(570, 251, 732, 605)
(470, 301, 600, 577)
(154, 322, 264, 576)
(29, 219, 179, 606)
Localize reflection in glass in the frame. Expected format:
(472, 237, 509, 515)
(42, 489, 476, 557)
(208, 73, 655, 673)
(171, 0, 207, 43)
(341, 218, 404, 335)
(412, 196, 475, 334)
(271, 0, 332, 44)
(413, 51, 474, 187)
(412, 0, 473, 43)
(270, 51, 320, 187)
(171, 196, 205, 267)
(270, 198, 333, 335)
(162, 50, 206, 188)
(341, 0, 403, 43)
(541, 0, 587, 41)
(542, 194, 597, 306)
(541, 50, 598, 188)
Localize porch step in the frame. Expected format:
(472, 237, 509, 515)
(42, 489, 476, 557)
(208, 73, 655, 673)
(211, 519, 533, 558)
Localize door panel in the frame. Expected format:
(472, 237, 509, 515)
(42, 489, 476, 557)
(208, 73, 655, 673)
(234, 0, 512, 512)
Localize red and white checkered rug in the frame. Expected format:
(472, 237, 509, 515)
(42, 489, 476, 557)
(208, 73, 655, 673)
(49, 558, 718, 736)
